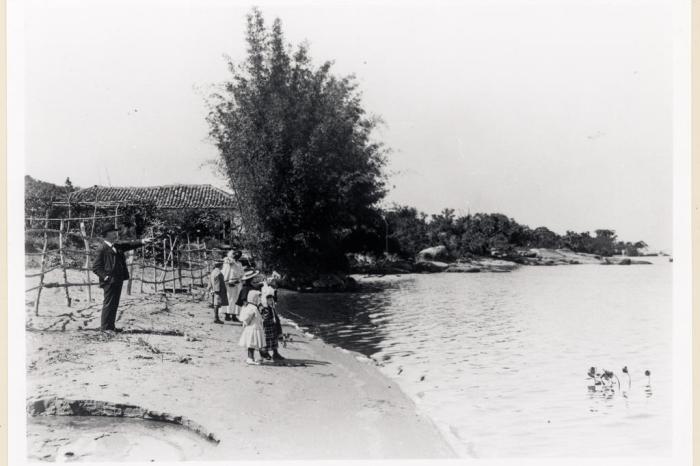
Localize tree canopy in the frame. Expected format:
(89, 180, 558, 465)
(207, 8, 387, 275)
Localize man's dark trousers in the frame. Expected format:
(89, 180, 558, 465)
(101, 279, 124, 331)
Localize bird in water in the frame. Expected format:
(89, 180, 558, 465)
(622, 366, 631, 389)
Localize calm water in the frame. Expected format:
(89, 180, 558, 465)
(279, 258, 673, 457)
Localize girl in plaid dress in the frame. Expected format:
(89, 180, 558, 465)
(260, 284, 284, 361)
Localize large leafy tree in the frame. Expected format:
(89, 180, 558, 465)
(207, 9, 387, 275)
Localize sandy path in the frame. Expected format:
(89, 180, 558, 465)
(26, 289, 455, 460)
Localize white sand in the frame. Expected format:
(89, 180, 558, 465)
(25, 283, 455, 460)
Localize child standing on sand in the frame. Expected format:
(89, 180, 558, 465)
(207, 262, 227, 324)
(260, 288, 285, 361)
(238, 290, 266, 365)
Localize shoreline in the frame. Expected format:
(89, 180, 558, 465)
(25, 289, 456, 461)
(282, 314, 472, 458)
(347, 248, 658, 278)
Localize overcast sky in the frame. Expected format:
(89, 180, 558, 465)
(23, 0, 673, 250)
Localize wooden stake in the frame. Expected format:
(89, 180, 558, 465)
(126, 249, 134, 295)
(33, 213, 50, 316)
(197, 238, 204, 288)
(187, 235, 193, 294)
(176, 251, 183, 290)
(79, 222, 92, 303)
(152, 241, 158, 293)
(58, 220, 72, 307)
(139, 246, 145, 294)
(162, 238, 167, 292)
(90, 193, 99, 237)
(204, 248, 212, 306)
(169, 237, 175, 297)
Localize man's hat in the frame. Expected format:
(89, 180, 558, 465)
(101, 225, 118, 237)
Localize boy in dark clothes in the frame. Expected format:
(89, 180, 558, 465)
(208, 262, 228, 324)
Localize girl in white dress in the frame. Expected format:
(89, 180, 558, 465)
(238, 290, 266, 365)
(221, 250, 244, 321)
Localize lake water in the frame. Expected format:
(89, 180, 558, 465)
(278, 258, 673, 458)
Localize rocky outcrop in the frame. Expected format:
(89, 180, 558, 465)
(27, 397, 219, 443)
(347, 254, 414, 274)
(416, 246, 451, 262)
(602, 257, 653, 266)
(413, 261, 450, 273)
(311, 274, 359, 291)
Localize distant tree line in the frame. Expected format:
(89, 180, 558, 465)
(374, 206, 649, 260)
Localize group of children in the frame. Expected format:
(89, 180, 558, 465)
(209, 256, 285, 365)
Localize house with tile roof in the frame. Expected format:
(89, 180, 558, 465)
(68, 184, 238, 210)
(61, 184, 241, 241)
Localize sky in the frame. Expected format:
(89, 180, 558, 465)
(22, 0, 673, 250)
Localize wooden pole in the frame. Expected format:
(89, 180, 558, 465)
(166, 235, 175, 296)
(33, 213, 50, 316)
(187, 235, 193, 294)
(58, 220, 72, 307)
(114, 204, 119, 228)
(172, 243, 177, 296)
(126, 249, 134, 295)
(66, 198, 71, 235)
(139, 246, 145, 294)
(197, 238, 204, 288)
(152, 241, 158, 293)
(204, 248, 212, 306)
(177, 249, 183, 291)
(90, 194, 99, 237)
(162, 238, 167, 292)
(79, 222, 92, 303)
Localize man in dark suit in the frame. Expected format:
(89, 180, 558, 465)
(92, 226, 153, 332)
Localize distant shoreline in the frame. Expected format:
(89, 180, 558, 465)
(349, 248, 661, 277)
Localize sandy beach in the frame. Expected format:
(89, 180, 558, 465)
(25, 279, 455, 461)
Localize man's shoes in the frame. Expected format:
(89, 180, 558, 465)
(113, 328, 124, 333)
(260, 351, 272, 361)
(224, 314, 232, 321)
(231, 315, 240, 322)
(214, 319, 224, 324)
(272, 353, 285, 361)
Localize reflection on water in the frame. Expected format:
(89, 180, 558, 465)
(28, 416, 216, 462)
(278, 259, 672, 457)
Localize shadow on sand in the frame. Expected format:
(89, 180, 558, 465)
(265, 358, 330, 368)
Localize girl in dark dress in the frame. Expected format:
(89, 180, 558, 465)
(260, 288, 284, 360)
(235, 269, 262, 309)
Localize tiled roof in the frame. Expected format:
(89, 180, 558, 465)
(69, 184, 238, 209)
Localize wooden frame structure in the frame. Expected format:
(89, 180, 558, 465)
(25, 204, 222, 315)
